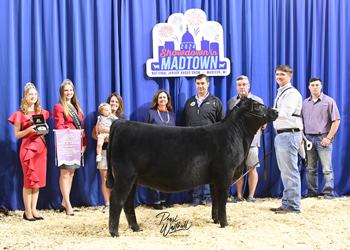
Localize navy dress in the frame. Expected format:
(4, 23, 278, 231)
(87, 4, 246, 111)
(144, 109, 176, 127)
(144, 109, 176, 204)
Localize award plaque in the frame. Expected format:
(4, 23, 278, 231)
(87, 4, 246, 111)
(32, 114, 48, 134)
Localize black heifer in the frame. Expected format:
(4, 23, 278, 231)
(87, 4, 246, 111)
(106, 97, 278, 237)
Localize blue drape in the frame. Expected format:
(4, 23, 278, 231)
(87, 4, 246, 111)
(1, 0, 349, 210)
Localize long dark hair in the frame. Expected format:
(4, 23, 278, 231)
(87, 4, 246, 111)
(150, 89, 174, 111)
(106, 92, 125, 116)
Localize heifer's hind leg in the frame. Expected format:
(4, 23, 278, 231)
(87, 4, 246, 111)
(109, 187, 122, 237)
(210, 184, 219, 224)
(124, 182, 140, 232)
(109, 174, 137, 237)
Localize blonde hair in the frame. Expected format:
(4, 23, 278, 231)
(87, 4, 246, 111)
(59, 79, 84, 118)
(98, 103, 110, 115)
(20, 87, 42, 115)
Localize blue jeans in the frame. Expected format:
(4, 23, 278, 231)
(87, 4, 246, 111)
(275, 131, 302, 213)
(152, 190, 167, 204)
(193, 184, 211, 201)
(306, 134, 334, 197)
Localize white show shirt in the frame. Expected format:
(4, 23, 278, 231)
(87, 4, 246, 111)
(273, 83, 303, 131)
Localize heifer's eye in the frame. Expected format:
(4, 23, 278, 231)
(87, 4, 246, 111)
(253, 104, 260, 111)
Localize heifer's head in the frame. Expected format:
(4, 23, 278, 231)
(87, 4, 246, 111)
(236, 97, 278, 124)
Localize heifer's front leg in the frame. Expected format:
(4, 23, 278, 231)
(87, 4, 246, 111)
(209, 184, 219, 224)
(215, 183, 230, 228)
(109, 174, 137, 237)
(124, 182, 141, 232)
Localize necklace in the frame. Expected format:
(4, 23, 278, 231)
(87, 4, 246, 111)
(157, 109, 170, 124)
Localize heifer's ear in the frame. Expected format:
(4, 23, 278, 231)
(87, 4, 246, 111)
(237, 96, 250, 111)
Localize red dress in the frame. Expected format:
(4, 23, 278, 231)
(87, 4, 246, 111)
(8, 110, 51, 189)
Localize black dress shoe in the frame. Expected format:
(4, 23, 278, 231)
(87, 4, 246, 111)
(152, 204, 163, 210)
(59, 205, 66, 213)
(161, 202, 170, 208)
(33, 215, 44, 220)
(23, 212, 36, 221)
(66, 212, 74, 216)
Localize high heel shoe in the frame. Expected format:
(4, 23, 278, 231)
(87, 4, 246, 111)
(23, 212, 36, 221)
(60, 204, 79, 213)
(59, 205, 66, 213)
(65, 211, 74, 216)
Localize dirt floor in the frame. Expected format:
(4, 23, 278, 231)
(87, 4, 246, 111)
(1, 197, 350, 250)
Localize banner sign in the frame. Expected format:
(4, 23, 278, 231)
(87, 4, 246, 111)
(55, 130, 81, 167)
(147, 9, 230, 77)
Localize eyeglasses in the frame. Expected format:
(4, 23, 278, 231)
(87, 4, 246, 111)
(237, 83, 249, 87)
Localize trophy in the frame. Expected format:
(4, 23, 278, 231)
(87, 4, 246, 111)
(32, 114, 49, 135)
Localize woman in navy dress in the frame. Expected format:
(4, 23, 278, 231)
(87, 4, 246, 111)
(144, 90, 176, 209)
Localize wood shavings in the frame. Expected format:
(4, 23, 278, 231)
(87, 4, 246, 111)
(1, 197, 350, 249)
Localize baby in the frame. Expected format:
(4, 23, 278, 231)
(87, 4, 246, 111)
(96, 103, 117, 162)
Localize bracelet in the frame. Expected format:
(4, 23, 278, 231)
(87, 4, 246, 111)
(326, 136, 332, 140)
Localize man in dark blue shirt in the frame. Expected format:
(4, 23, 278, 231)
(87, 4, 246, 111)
(182, 74, 225, 206)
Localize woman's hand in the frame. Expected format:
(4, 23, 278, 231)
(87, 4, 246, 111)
(27, 125, 36, 133)
(43, 123, 49, 135)
(81, 146, 87, 156)
(99, 124, 110, 134)
(14, 123, 36, 139)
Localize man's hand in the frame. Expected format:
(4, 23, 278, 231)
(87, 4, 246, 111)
(321, 137, 331, 147)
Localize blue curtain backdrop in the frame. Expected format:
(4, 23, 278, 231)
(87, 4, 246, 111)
(1, 0, 349, 210)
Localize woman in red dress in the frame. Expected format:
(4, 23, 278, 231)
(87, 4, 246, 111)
(8, 83, 51, 221)
(53, 79, 87, 216)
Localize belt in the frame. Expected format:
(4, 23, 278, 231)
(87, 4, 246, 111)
(275, 128, 300, 135)
(307, 133, 328, 136)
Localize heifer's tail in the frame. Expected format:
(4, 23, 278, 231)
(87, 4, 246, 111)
(106, 123, 115, 189)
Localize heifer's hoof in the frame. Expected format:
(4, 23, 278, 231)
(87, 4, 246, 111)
(220, 222, 229, 228)
(109, 231, 120, 237)
(212, 218, 219, 224)
(130, 225, 141, 232)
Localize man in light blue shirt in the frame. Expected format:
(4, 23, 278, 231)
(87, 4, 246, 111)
(270, 65, 303, 214)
